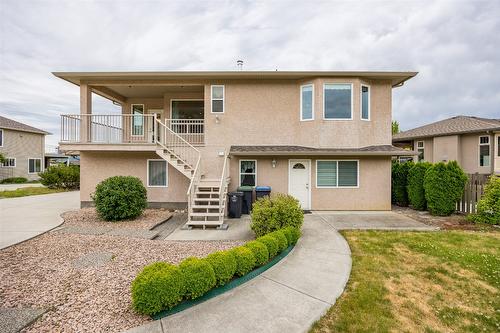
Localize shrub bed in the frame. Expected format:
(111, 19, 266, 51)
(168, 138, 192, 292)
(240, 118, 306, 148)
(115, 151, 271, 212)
(423, 161, 467, 216)
(39, 165, 80, 189)
(92, 176, 147, 221)
(131, 226, 302, 316)
(0, 177, 28, 184)
(407, 162, 432, 210)
(468, 175, 500, 224)
(251, 194, 304, 237)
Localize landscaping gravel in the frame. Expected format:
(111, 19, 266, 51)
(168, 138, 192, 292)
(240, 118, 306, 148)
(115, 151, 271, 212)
(0, 232, 242, 333)
(61, 208, 172, 230)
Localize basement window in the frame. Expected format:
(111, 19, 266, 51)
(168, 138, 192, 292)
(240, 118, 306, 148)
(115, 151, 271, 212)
(147, 159, 167, 187)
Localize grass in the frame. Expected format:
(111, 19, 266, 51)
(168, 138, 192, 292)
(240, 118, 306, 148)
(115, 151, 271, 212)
(0, 187, 66, 198)
(311, 230, 500, 333)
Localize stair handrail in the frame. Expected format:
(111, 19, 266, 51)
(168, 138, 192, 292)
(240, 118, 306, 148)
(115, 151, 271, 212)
(218, 150, 230, 221)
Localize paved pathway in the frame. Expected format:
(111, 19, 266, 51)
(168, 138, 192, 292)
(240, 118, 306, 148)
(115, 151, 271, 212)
(124, 214, 352, 333)
(0, 183, 45, 191)
(0, 191, 80, 249)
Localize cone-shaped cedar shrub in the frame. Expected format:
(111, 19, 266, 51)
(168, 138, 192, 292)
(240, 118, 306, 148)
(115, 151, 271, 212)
(231, 246, 256, 276)
(256, 235, 279, 258)
(205, 250, 237, 287)
(131, 262, 184, 315)
(468, 175, 500, 224)
(179, 257, 216, 299)
(391, 161, 413, 206)
(407, 162, 432, 210)
(244, 240, 269, 266)
(423, 161, 467, 216)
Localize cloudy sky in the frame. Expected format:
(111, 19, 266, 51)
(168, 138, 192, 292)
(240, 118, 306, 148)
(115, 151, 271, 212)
(1, 0, 499, 148)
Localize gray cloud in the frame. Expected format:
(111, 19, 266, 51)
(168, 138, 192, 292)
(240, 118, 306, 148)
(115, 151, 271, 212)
(1, 0, 499, 147)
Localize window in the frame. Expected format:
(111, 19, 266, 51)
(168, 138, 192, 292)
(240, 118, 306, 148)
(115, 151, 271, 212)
(239, 160, 256, 186)
(361, 85, 370, 120)
(131, 104, 144, 136)
(147, 160, 167, 187)
(0, 129, 3, 147)
(300, 84, 314, 121)
(28, 158, 42, 173)
(479, 136, 490, 167)
(211, 85, 224, 113)
(416, 141, 425, 162)
(323, 84, 352, 119)
(316, 160, 358, 187)
(1, 158, 16, 167)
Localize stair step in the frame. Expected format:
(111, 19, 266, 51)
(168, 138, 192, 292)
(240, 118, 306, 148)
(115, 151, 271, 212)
(193, 205, 223, 209)
(186, 220, 224, 226)
(189, 212, 222, 217)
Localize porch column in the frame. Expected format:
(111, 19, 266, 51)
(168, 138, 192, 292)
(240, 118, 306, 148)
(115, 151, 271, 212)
(80, 83, 92, 142)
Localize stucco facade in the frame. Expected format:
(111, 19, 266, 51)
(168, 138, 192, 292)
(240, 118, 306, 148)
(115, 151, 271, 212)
(0, 128, 45, 181)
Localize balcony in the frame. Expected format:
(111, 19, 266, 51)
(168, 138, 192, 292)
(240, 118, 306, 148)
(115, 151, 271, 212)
(60, 114, 204, 147)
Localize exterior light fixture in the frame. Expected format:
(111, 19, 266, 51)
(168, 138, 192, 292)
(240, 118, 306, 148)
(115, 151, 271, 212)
(272, 159, 277, 168)
(215, 115, 220, 124)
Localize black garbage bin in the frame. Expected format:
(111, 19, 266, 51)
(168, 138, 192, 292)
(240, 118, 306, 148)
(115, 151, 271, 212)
(255, 186, 272, 199)
(237, 186, 254, 214)
(227, 192, 244, 218)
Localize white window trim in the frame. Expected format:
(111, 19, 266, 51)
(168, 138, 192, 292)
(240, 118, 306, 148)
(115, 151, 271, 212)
(479, 135, 491, 167)
(210, 85, 225, 114)
(323, 83, 354, 120)
(416, 141, 425, 148)
(360, 84, 370, 121)
(239, 159, 257, 187)
(300, 84, 314, 121)
(131, 104, 145, 137)
(315, 159, 360, 189)
(1, 157, 16, 168)
(0, 128, 3, 147)
(28, 158, 42, 174)
(147, 159, 168, 188)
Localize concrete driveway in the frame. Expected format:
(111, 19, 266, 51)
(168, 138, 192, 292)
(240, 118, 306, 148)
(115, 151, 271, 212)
(313, 211, 438, 230)
(0, 191, 80, 249)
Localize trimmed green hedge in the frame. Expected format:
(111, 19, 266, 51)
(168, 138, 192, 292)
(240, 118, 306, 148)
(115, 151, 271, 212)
(205, 251, 237, 286)
(131, 262, 184, 315)
(468, 176, 500, 224)
(256, 234, 279, 258)
(39, 165, 80, 189)
(407, 162, 432, 210)
(251, 194, 304, 237)
(244, 240, 269, 266)
(232, 246, 256, 277)
(423, 161, 467, 216)
(92, 176, 147, 221)
(131, 226, 302, 316)
(0, 177, 28, 184)
(392, 161, 413, 206)
(179, 257, 216, 299)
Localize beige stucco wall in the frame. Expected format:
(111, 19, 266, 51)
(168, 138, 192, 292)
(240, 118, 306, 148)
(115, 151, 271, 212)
(460, 133, 493, 174)
(80, 151, 189, 205)
(229, 155, 391, 210)
(433, 135, 460, 163)
(0, 129, 45, 181)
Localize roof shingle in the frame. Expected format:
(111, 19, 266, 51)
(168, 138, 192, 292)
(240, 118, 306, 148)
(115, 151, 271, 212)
(230, 145, 416, 156)
(0, 116, 50, 135)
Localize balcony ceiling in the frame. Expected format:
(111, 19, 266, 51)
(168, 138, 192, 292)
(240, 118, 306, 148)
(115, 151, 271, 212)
(102, 85, 204, 98)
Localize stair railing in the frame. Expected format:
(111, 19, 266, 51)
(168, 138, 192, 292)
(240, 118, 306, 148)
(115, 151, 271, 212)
(218, 150, 230, 222)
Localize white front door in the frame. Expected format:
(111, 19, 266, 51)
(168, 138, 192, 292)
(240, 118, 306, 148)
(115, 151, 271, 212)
(288, 160, 311, 210)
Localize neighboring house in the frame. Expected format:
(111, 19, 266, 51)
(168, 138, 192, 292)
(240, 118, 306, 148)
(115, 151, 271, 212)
(54, 70, 416, 228)
(0, 115, 50, 181)
(393, 116, 500, 175)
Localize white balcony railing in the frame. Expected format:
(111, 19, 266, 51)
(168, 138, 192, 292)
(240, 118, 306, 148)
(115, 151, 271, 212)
(60, 115, 204, 145)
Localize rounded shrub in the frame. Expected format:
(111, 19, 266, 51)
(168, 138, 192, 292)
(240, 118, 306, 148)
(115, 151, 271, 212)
(407, 162, 432, 210)
(205, 250, 237, 286)
(244, 240, 269, 266)
(423, 161, 467, 216)
(179, 257, 216, 299)
(256, 235, 279, 258)
(92, 176, 147, 221)
(231, 246, 256, 276)
(282, 227, 301, 245)
(131, 262, 184, 315)
(391, 161, 413, 206)
(39, 164, 80, 189)
(251, 193, 304, 237)
(269, 230, 288, 252)
(468, 176, 500, 225)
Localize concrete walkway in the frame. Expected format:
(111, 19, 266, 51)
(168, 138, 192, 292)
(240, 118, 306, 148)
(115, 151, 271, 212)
(0, 183, 45, 191)
(124, 214, 352, 333)
(0, 191, 80, 249)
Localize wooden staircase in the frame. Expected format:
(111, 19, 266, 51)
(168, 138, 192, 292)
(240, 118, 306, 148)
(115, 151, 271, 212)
(154, 119, 229, 229)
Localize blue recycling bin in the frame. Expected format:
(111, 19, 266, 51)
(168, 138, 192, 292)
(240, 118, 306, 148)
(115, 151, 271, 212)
(255, 186, 272, 199)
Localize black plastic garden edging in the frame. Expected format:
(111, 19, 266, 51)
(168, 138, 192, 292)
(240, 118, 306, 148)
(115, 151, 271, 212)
(152, 244, 295, 320)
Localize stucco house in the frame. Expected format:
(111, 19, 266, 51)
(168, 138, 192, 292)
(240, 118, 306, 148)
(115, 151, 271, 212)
(55, 70, 416, 228)
(0, 116, 49, 181)
(393, 116, 500, 175)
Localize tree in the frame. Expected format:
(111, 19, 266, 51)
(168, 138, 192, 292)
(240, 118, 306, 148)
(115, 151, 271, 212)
(392, 121, 400, 134)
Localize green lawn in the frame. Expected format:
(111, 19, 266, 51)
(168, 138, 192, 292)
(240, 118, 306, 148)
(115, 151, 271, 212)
(0, 187, 66, 198)
(311, 230, 499, 333)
